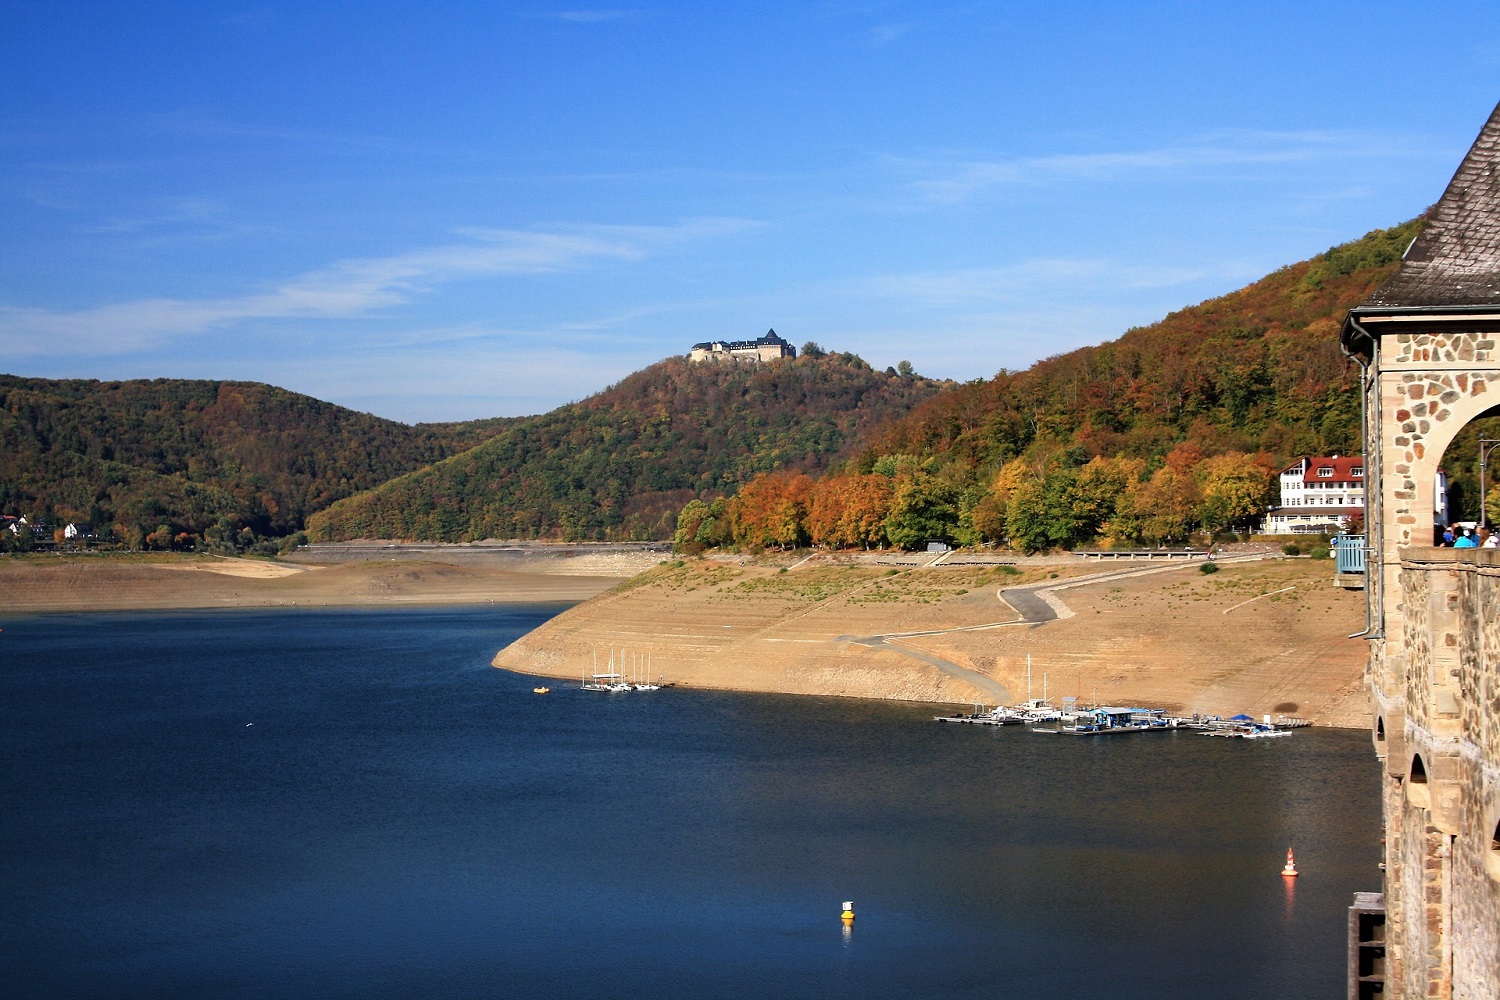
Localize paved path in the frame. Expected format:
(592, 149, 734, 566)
(837, 634, 1013, 702)
(998, 586, 1058, 624)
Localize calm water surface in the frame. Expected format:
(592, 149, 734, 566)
(1, 605, 1379, 999)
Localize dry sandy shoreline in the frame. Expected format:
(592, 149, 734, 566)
(493, 549, 1372, 729)
(0, 548, 651, 614)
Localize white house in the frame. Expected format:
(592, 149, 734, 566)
(1262, 456, 1366, 535)
(1261, 455, 1449, 536)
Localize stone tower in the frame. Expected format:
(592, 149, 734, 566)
(1339, 101, 1500, 1000)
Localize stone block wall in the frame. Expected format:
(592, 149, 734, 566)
(1382, 549, 1500, 1000)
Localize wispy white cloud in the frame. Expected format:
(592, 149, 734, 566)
(284, 343, 646, 421)
(842, 257, 1243, 308)
(0, 217, 760, 356)
(80, 197, 262, 242)
(867, 22, 911, 46)
(538, 9, 646, 23)
(904, 130, 1428, 204)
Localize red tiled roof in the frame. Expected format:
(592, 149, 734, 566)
(1300, 456, 1364, 485)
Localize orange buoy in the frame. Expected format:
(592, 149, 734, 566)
(1281, 847, 1299, 877)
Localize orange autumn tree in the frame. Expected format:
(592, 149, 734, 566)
(730, 472, 813, 550)
(967, 457, 1035, 543)
(807, 473, 894, 548)
(1115, 444, 1204, 545)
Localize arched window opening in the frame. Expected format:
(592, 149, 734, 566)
(1433, 409, 1500, 544)
(1376, 717, 1386, 742)
(1410, 754, 1428, 783)
(1487, 814, 1500, 883)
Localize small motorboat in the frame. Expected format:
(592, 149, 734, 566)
(533, 686, 551, 695)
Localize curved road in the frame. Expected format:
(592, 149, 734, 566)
(997, 585, 1058, 624)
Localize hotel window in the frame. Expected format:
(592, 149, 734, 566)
(1352, 467, 1363, 477)
(1317, 467, 1333, 477)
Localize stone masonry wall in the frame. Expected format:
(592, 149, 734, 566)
(1388, 550, 1500, 1000)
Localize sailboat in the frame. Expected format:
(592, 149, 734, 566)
(632, 650, 660, 691)
(581, 649, 630, 692)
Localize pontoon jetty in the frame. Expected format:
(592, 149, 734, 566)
(938, 701, 1311, 737)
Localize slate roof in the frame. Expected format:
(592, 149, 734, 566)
(1363, 100, 1500, 309)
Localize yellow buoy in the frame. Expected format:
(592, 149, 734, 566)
(841, 900, 855, 921)
(1281, 847, 1299, 877)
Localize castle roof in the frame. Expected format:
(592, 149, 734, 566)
(1362, 100, 1500, 309)
(691, 330, 790, 352)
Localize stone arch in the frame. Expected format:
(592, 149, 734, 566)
(1486, 800, 1500, 882)
(1431, 401, 1500, 528)
(1385, 378, 1500, 548)
(1407, 751, 1432, 810)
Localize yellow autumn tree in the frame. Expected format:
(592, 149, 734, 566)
(1195, 451, 1277, 534)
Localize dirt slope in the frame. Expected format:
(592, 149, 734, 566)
(493, 553, 1370, 727)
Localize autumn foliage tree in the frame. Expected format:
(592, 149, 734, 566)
(807, 474, 895, 548)
(1196, 452, 1278, 534)
(730, 473, 813, 550)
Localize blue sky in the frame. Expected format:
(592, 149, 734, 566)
(3, 3, 1498, 422)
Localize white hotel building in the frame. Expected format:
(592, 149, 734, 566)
(1261, 455, 1450, 536)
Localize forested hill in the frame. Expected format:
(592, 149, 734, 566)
(864, 218, 1423, 473)
(667, 219, 1434, 555)
(0, 377, 510, 551)
(306, 352, 945, 542)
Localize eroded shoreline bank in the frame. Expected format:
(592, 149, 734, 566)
(493, 550, 1371, 728)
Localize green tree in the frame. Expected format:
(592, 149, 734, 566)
(884, 474, 959, 549)
(1004, 479, 1051, 553)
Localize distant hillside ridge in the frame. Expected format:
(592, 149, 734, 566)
(306, 351, 945, 542)
(0, 376, 509, 551)
(866, 218, 1423, 471)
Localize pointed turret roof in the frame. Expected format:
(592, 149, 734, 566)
(1364, 100, 1500, 308)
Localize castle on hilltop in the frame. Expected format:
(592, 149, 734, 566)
(688, 329, 796, 364)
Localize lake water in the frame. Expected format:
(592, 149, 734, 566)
(1, 605, 1380, 999)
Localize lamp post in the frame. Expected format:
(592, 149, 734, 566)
(1481, 436, 1500, 528)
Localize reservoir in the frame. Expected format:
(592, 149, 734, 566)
(1, 605, 1379, 999)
